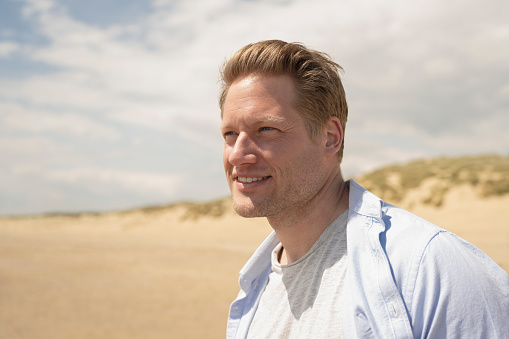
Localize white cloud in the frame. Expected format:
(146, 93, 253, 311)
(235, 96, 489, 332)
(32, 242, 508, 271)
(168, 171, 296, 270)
(21, 0, 54, 16)
(10, 163, 42, 175)
(426, 115, 509, 154)
(343, 144, 427, 178)
(46, 167, 182, 197)
(0, 72, 119, 110)
(1, 0, 508, 214)
(0, 102, 120, 140)
(0, 41, 19, 57)
(0, 135, 74, 158)
(424, 57, 458, 77)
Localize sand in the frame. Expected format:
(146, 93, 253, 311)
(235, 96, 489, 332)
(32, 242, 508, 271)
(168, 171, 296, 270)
(0, 186, 508, 339)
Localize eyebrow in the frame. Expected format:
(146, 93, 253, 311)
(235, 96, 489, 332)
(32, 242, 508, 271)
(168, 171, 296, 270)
(220, 115, 287, 130)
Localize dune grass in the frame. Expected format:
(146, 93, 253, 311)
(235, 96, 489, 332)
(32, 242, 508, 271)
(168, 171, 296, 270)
(355, 154, 509, 207)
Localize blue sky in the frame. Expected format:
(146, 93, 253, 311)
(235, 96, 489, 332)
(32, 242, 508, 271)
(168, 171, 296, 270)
(1, 0, 508, 215)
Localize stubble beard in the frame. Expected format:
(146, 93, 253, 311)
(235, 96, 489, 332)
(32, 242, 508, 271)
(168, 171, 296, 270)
(230, 173, 326, 223)
(229, 148, 330, 222)
(231, 192, 280, 218)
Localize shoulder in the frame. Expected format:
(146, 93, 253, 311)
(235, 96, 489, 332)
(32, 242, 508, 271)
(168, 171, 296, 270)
(379, 202, 443, 273)
(378, 198, 509, 293)
(379, 200, 509, 337)
(346, 180, 509, 337)
(407, 226, 509, 337)
(379, 200, 509, 284)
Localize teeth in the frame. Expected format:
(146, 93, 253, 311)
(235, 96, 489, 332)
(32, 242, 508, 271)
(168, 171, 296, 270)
(237, 176, 269, 183)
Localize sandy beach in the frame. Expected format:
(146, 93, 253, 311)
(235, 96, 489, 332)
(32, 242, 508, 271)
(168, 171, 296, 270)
(0, 184, 508, 339)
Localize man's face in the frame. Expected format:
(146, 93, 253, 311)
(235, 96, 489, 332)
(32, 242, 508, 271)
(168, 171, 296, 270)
(220, 74, 330, 218)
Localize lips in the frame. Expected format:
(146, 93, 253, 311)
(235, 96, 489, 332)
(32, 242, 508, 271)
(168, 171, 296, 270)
(237, 176, 270, 183)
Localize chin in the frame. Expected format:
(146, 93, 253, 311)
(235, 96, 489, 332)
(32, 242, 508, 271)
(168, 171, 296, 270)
(232, 202, 263, 218)
(231, 197, 267, 218)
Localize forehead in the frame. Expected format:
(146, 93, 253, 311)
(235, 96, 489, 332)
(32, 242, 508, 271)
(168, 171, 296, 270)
(221, 74, 299, 126)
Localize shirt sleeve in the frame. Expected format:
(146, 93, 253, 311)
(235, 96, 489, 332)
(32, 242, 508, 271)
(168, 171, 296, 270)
(409, 231, 509, 338)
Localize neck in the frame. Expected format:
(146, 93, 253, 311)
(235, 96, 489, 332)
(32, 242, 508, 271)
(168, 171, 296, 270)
(267, 171, 349, 265)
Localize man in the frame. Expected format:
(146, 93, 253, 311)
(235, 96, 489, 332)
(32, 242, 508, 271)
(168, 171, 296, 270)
(219, 40, 509, 338)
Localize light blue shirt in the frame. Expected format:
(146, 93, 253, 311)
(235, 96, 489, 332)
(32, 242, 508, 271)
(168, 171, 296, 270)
(227, 180, 509, 338)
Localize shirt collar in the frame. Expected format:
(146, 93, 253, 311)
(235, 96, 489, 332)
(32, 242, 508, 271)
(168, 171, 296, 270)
(238, 231, 280, 292)
(348, 179, 383, 219)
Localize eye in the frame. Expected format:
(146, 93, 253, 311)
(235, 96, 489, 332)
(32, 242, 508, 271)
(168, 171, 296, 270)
(223, 131, 238, 141)
(259, 127, 275, 132)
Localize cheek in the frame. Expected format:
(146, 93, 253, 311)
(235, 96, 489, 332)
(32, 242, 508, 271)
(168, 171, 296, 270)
(223, 148, 232, 169)
(291, 147, 323, 174)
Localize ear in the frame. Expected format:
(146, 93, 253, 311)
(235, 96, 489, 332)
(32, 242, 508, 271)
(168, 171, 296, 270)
(324, 116, 343, 158)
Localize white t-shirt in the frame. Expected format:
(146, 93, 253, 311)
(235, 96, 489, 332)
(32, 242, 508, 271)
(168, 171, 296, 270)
(247, 210, 348, 339)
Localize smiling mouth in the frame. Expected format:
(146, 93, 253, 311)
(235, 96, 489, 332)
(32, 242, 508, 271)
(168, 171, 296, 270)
(236, 176, 270, 183)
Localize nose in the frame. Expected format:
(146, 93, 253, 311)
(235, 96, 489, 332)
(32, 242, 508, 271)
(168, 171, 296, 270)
(228, 132, 257, 166)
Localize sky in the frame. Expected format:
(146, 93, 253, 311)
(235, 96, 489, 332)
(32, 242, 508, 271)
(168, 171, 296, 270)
(1, 0, 508, 215)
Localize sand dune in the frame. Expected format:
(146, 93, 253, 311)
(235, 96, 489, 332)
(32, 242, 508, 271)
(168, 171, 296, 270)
(0, 182, 508, 338)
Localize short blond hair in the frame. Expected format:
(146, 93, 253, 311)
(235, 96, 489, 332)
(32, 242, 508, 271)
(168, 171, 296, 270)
(219, 40, 348, 162)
